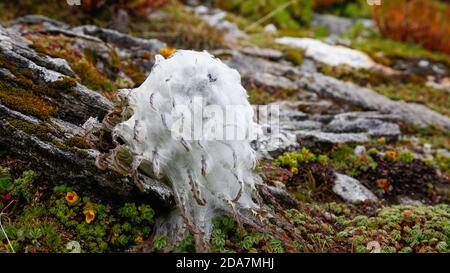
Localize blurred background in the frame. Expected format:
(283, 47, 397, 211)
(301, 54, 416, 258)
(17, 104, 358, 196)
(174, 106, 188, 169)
(1, 0, 449, 54)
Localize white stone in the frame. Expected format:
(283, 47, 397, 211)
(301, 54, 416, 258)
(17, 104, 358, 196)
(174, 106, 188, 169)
(264, 24, 278, 33)
(275, 37, 376, 69)
(333, 173, 378, 203)
(354, 145, 367, 156)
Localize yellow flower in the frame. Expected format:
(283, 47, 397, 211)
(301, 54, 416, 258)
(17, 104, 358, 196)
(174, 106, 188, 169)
(83, 208, 95, 224)
(385, 150, 397, 159)
(135, 236, 143, 244)
(159, 47, 176, 58)
(291, 167, 299, 175)
(65, 191, 78, 204)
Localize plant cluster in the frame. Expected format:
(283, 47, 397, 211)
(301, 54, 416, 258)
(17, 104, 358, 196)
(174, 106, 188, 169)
(371, 0, 450, 54)
(213, 0, 314, 30)
(48, 186, 155, 252)
(0, 167, 155, 253)
(336, 205, 449, 253)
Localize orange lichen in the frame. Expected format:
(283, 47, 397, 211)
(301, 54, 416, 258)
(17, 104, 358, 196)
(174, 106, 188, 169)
(159, 47, 176, 58)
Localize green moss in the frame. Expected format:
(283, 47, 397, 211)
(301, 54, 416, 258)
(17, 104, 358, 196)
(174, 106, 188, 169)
(401, 124, 450, 151)
(315, 0, 370, 19)
(318, 64, 395, 87)
(435, 152, 450, 174)
(63, 136, 91, 150)
(214, 0, 314, 30)
(0, 86, 57, 120)
(9, 119, 52, 142)
(0, 54, 59, 120)
(351, 36, 450, 67)
(285, 48, 304, 65)
(314, 25, 329, 38)
(373, 84, 450, 117)
(247, 89, 277, 105)
(0, 53, 80, 120)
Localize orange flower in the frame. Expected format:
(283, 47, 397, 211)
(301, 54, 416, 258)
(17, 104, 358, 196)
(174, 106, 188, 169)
(65, 191, 78, 204)
(159, 47, 176, 58)
(377, 179, 391, 193)
(83, 208, 95, 224)
(385, 150, 397, 160)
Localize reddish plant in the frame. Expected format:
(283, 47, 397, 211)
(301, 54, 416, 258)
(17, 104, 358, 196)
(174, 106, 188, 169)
(371, 0, 450, 54)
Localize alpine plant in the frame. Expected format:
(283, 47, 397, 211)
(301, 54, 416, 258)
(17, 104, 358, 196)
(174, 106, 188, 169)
(113, 50, 268, 252)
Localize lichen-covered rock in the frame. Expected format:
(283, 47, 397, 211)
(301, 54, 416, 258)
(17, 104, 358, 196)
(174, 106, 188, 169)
(0, 19, 172, 205)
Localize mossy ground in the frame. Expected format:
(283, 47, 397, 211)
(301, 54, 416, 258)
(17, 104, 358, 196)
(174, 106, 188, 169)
(2, 142, 448, 253)
(130, 2, 225, 50)
(272, 144, 449, 204)
(0, 167, 155, 253)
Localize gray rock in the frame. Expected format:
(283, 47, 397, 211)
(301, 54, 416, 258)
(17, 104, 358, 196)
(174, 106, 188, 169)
(252, 72, 299, 90)
(226, 51, 300, 78)
(311, 13, 374, 37)
(325, 112, 401, 138)
(73, 25, 166, 53)
(224, 49, 450, 131)
(11, 14, 70, 28)
(311, 14, 354, 36)
(192, 6, 247, 42)
(296, 131, 369, 144)
(224, 51, 299, 90)
(282, 120, 323, 131)
(299, 72, 450, 130)
(240, 47, 284, 60)
(333, 173, 379, 203)
(110, 9, 130, 33)
(0, 68, 15, 78)
(398, 196, 423, 206)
